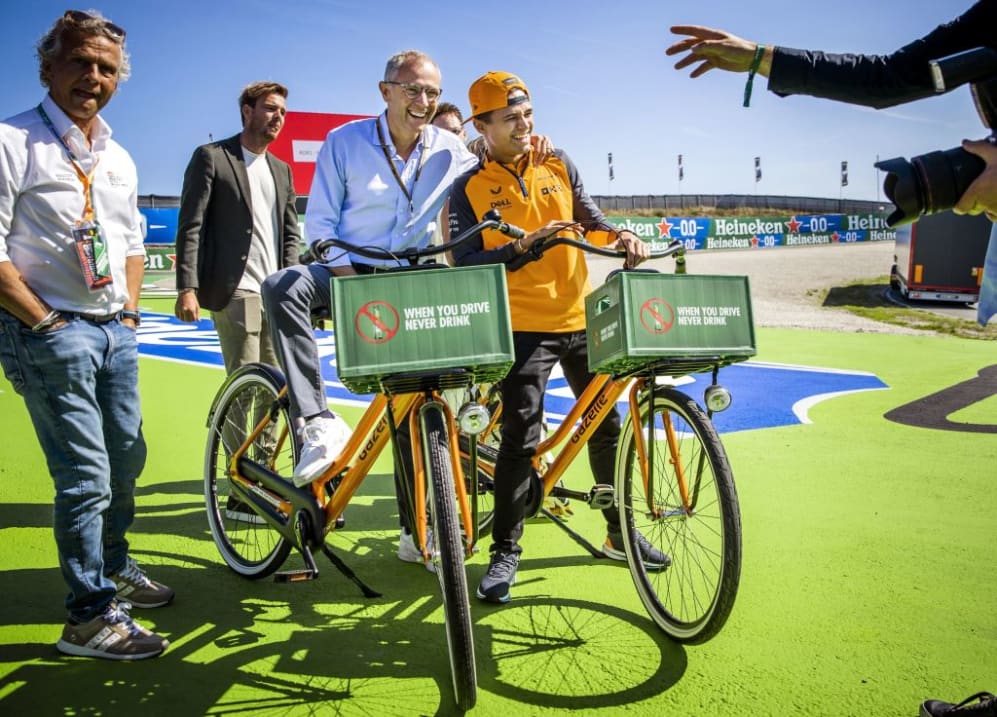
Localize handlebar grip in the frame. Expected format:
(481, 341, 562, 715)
(497, 221, 525, 240)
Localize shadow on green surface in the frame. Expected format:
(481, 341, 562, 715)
(0, 477, 688, 716)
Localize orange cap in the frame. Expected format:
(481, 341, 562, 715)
(467, 71, 530, 119)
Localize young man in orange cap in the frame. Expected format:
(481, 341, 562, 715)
(449, 71, 668, 604)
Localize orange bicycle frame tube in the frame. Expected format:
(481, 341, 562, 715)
(627, 380, 691, 515)
(319, 393, 421, 532)
(538, 374, 630, 494)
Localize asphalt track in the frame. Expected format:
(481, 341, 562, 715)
(0, 298, 994, 717)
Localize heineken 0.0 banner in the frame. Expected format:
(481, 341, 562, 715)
(604, 213, 897, 252)
(142, 212, 897, 274)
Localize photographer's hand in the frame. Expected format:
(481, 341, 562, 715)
(667, 25, 774, 78)
(954, 138, 997, 221)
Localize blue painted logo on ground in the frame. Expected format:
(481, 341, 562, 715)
(137, 312, 887, 433)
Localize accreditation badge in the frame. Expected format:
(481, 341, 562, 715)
(72, 220, 113, 289)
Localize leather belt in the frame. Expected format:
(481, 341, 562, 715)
(61, 311, 121, 324)
(351, 263, 392, 275)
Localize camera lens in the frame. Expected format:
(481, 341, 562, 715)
(875, 147, 986, 226)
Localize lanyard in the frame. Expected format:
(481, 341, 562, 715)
(376, 119, 428, 213)
(37, 104, 99, 222)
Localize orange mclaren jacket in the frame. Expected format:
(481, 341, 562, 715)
(448, 149, 615, 333)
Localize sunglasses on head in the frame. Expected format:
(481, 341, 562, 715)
(63, 9, 126, 40)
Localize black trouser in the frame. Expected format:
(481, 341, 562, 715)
(490, 330, 621, 555)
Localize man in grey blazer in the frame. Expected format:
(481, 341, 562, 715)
(174, 81, 300, 373)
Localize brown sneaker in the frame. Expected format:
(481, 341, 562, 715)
(108, 557, 175, 608)
(56, 601, 168, 660)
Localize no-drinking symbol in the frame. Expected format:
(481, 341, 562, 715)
(355, 301, 400, 344)
(640, 298, 674, 334)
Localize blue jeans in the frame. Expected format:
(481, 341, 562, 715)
(0, 312, 146, 622)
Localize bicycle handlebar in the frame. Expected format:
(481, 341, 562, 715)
(301, 209, 524, 266)
(507, 232, 686, 272)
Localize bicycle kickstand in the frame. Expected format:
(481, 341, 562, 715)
(540, 506, 607, 559)
(320, 544, 382, 598)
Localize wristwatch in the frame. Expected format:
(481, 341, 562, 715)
(120, 309, 141, 326)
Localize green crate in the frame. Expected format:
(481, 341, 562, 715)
(332, 265, 514, 394)
(585, 272, 756, 376)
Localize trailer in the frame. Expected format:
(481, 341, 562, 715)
(890, 210, 991, 303)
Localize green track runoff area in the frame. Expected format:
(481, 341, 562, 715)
(0, 302, 995, 716)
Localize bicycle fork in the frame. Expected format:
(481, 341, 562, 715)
(628, 377, 694, 518)
(401, 395, 479, 563)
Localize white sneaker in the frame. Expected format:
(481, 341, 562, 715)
(292, 415, 352, 487)
(397, 529, 436, 573)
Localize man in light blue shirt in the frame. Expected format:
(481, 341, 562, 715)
(261, 50, 479, 567)
(304, 104, 472, 271)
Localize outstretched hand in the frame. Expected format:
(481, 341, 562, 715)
(667, 25, 766, 78)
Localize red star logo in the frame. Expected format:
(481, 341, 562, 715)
(785, 216, 802, 233)
(831, 232, 840, 242)
(657, 218, 674, 238)
(166, 253, 177, 270)
(750, 236, 760, 247)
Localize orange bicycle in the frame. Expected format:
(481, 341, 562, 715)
(460, 230, 754, 643)
(202, 211, 522, 711)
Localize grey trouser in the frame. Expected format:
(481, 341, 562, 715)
(260, 264, 334, 422)
(212, 290, 278, 375)
(261, 262, 416, 530)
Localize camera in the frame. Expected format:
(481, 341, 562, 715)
(875, 48, 997, 227)
(875, 147, 987, 227)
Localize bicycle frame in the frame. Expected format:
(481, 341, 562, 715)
(469, 372, 696, 518)
(225, 384, 476, 560)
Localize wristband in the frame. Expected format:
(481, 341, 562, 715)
(743, 44, 766, 108)
(120, 309, 141, 326)
(178, 287, 195, 295)
(31, 310, 62, 332)
(514, 238, 526, 255)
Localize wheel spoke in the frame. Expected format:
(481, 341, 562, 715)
(204, 367, 294, 579)
(617, 387, 742, 643)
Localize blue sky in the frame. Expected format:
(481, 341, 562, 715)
(3, 0, 978, 201)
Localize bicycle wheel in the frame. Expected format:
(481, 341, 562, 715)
(421, 404, 477, 711)
(205, 364, 294, 579)
(616, 386, 741, 643)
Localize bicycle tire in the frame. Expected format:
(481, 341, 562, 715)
(204, 364, 294, 578)
(422, 404, 477, 710)
(616, 386, 741, 643)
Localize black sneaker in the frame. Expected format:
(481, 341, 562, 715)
(603, 529, 672, 570)
(476, 551, 520, 604)
(921, 692, 997, 717)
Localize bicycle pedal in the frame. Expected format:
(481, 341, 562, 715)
(588, 484, 615, 510)
(274, 569, 318, 583)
